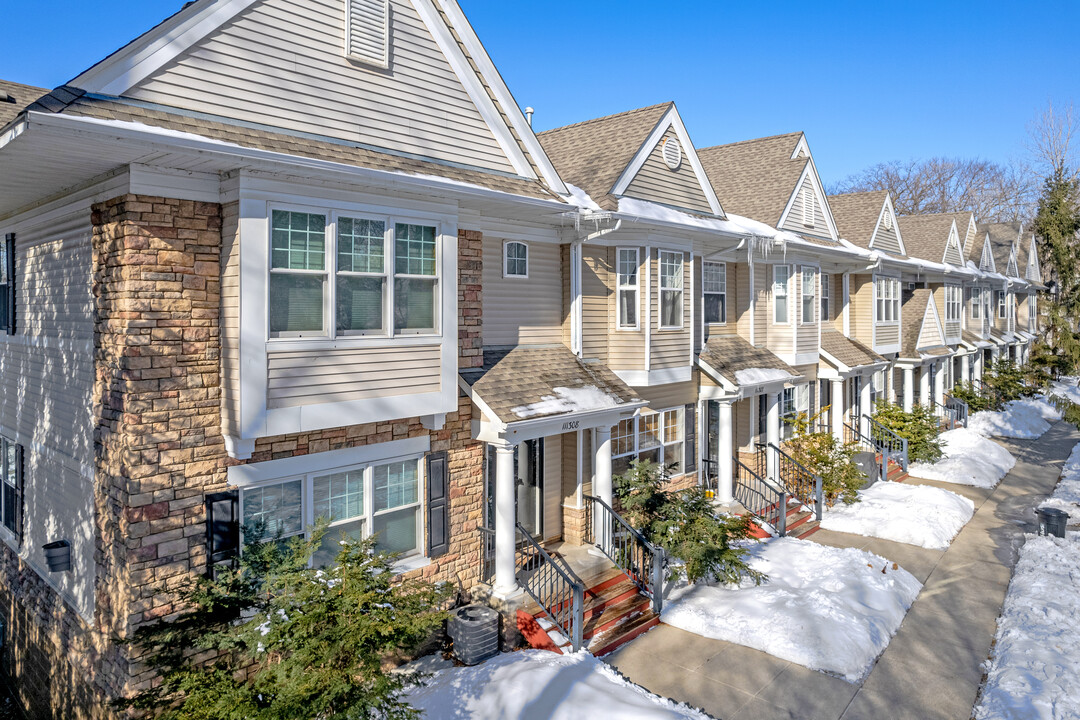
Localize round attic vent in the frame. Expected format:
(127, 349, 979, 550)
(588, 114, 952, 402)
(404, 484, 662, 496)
(662, 137, 682, 170)
(883, 212, 894, 230)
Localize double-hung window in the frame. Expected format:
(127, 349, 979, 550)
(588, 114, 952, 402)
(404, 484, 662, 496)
(779, 385, 809, 440)
(875, 276, 900, 323)
(820, 272, 830, 322)
(240, 456, 424, 567)
(870, 370, 885, 407)
(945, 286, 962, 324)
(800, 267, 817, 325)
(659, 251, 684, 328)
(1029, 295, 1037, 330)
(997, 291, 1007, 319)
(504, 241, 528, 278)
(0, 436, 22, 540)
(773, 265, 790, 324)
(703, 261, 726, 324)
(616, 249, 639, 329)
(610, 408, 685, 477)
(269, 210, 440, 339)
(970, 287, 981, 320)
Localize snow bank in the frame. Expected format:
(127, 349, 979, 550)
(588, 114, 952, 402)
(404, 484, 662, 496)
(734, 367, 794, 386)
(661, 538, 921, 682)
(1051, 380, 1080, 406)
(510, 386, 621, 419)
(1039, 442, 1080, 523)
(909, 428, 1016, 488)
(407, 650, 710, 720)
(820, 481, 974, 549)
(974, 533, 1080, 720)
(968, 397, 1060, 440)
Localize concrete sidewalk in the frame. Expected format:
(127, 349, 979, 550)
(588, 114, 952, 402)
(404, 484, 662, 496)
(605, 420, 1080, 720)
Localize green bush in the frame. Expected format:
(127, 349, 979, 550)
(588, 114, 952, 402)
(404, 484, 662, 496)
(950, 381, 993, 413)
(784, 411, 866, 506)
(614, 460, 764, 585)
(872, 401, 944, 463)
(983, 358, 1034, 407)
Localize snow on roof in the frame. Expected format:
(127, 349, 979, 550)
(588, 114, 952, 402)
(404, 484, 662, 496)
(509, 385, 623, 420)
(734, 367, 797, 385)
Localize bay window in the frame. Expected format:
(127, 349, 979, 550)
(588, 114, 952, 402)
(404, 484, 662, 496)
(773, 265, 790, 324)
(336, 216, 386, 334)
(875, 276, 900, 323)
(801, 267, 816, 325)
(703, 261, 726, 324)
(394, 224, 437, 333)
(617, 248, 639, 329)
(945, 285, 962, 324)
(270, 210, 327, 336)
(970, 287, 981, 320)
(611, 408, 685, 477)
(659, 251, 684, 328)
(997, 291, 1007, 319)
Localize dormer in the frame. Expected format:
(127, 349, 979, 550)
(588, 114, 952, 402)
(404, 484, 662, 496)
(1024, 235, 1042, 283)
(943, 222, 964, 267)
(828, 190, 906, 256)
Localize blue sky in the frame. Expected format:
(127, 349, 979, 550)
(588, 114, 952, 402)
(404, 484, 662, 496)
(3, 0, 1078, 185)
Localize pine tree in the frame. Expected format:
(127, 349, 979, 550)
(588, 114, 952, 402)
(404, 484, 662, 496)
(1033, 165, 1080, 374)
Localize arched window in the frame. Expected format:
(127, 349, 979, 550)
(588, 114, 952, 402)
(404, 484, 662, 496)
(504, 241, 528, 278)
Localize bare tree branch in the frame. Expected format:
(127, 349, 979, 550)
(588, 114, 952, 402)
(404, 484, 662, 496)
(1027, 100, 1079, 179)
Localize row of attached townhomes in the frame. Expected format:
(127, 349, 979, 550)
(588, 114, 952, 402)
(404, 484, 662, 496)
(0, 0, 1044, 716)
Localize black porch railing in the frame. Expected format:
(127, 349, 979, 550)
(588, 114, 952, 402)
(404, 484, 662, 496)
(514, 523, 585, 652)
(584, 495, 666, 614)
(769, 442, 823, 521)
(733, 454, 786, 536)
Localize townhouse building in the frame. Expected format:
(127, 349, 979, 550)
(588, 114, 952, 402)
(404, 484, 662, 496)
(0, 0, 1045, 716)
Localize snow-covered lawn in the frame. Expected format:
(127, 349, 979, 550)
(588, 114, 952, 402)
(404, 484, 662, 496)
(1050, 379, 1080, 406)
(407, 650, 710, 720)
(820, 481, 974, 549)
(909, 428, 1017, 488)
(660, 538, 921, 682)
(1038, 442, 1080, 524)
(974, 533, 1080, 720)
(968, 396, 1061, 440)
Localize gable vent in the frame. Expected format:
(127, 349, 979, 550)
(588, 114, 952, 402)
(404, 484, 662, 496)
(346, 0, 390, 68)
(801, 186, 815, 227)
(883, 210, 893, 230)
(662, 137, 682, 170)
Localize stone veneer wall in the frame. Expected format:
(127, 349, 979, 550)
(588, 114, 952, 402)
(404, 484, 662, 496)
(3, 200, 488, 718)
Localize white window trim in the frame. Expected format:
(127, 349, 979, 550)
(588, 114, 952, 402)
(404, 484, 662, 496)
(997, 290, 1007, 319)
(945, 285, 962, 324)
(502, 240, 528, 279)
(970, 286, 982, 320)
(773, 265, 791, 325)
(800, 266, 817, 326)
(874, 275, 900, 325)
(266, 203, 444, 344)
(703, 260, 727, 325)
(616, 247, 640, 331)
(611, 407, 686, 478)
(658, 250, 685, 330)
(820, 272, 830, 322)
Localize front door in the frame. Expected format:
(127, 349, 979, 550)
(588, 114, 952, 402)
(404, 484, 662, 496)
(485, 439, 545, 540)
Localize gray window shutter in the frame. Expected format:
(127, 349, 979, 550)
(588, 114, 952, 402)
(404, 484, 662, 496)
(684, 403, 696, 474)
(205, 490, 240, 574)
(426, 451, 449, 558)
(3, 234, 13, 335)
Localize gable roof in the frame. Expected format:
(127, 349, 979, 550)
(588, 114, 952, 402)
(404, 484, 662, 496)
(697, 334, 800, 389)
(827, 190, 905, 254)
(1020, 234, 1042, 282)
(980, 222, 1023, 277)
(896, 214, 958, 265)
(0, 80, 48, 129)
(901, 288, 948, 357)
(820, 330, 886, 371)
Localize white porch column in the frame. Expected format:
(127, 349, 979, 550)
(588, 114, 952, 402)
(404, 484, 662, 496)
(717, 401, 734, 504)
(859, 374, 872, 438)
(593, 426, 613, 552)
(961, 354, 971, 384)
(919, 366, 931, 408)
(831, 378, 844, 442)
(974, 352, 984, 383)
(887, 367, 897, 404)
(766, 392, 780, 483)
(903, 367, 914, 413)
(493, 443, 518, 597)
(934, 362, 945, 405)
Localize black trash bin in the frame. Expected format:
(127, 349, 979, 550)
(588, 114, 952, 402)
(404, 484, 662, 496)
(447, 604, 499, 666)
(1036, 507, 1069, 538)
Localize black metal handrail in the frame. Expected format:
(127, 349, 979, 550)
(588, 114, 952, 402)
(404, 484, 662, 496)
(867, 415, 910, 472)
(479, 525, 495, 583)
(769, 443, 823, 520)
(931, 400, 959, 430)
(945, 396, 969, 428)
(733, 456, 786, 536)
(514, 522, 585, 652)
(584, 495, 666, 613)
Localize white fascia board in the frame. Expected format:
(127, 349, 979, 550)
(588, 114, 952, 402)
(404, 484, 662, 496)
(435, 0, 567, 196)
(71, 0, 260, 95)
(887, 195, 906, 255)
(609, 105, 726, 217)
(818, 348, 852, 374)
(500, 403, 647, 446)
(228, 435, 432, 487)
(941, 221, 959, 265)
(697, 358, 738, 394)
(25, 111, 570, 212)
(916, 295, 946, 350)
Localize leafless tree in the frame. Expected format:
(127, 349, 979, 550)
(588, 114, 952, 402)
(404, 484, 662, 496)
(831, 157, 1037, 222)
(1027, 100, 1079, 179)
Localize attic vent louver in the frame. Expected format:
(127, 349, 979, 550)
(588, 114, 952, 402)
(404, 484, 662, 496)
(883, 211, 893, 230)
(662, 137, 682, 170)
(346, 0, 390, 68)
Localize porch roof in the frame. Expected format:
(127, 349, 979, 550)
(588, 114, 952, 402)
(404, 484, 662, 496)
(988, 330, 1012, 346)
(459, 347, 644, 426)
(698, 334, 800, 389)
(962, 329, 995, 349)
(820, 330, 886, 372)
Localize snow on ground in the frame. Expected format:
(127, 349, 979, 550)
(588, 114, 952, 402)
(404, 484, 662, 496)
(974, 533, 1080, 720)
(406, 650, 710, 720)
(1039, 442, 1080, 523)
(1051, 379, 1080, 404)
(909, 428, 1016, 488)
(820, 481, 974, 550)
(660, 538, 921, 682)
(968, 396, 1060, 440)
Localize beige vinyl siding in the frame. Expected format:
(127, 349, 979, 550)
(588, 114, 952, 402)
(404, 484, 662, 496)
(607, 247, 645, 372)
(561, 432, 579, 508)
(733, 263, 752, 341)
(635, 380, 697, 411)
(693, 257, 703, 354)
(780, 176, 831, 239)
(877, 323, 900, 347)
(221, 201, 241, 437)
(266, 344, 441, 408)
(623, 129, 713, 215)
(735, 397, 753, 451)
(918, 305, 945, 347)
(850, 274, 873, 346)
(543, 437, 562, 542)
(830, 273, 844, 332)
(561, 244, 572, 348)
(943, 237, 964, 266)
(581, 247, 611, 362)
(650, 249, 692, 371)
(127, 0, 516, 174)
(753, 263, 768, 347)
(767, 264, 793, 357)
(1017, 292, 1029, 329)
(1, 209, 95, 619)
(482, 238, 563, 346)
(796, 268, 818, 357)
(872, 216, 902, 255)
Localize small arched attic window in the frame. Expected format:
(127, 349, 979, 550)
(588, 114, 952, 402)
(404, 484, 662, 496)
(504, 241, 528, 278)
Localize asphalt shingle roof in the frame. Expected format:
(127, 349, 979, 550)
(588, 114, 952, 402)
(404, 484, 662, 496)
(697, 133, 805, 227)
(698, 334, 800, 387)
(897, 214, 955, 264)
(827, 190, 889, 251)
(980, 222, 1023, 276)
(900, 288, 948, 358)
(0, 79, 48, 129)
(460, 347, 642, 424)
(820, 330, 886, 370)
